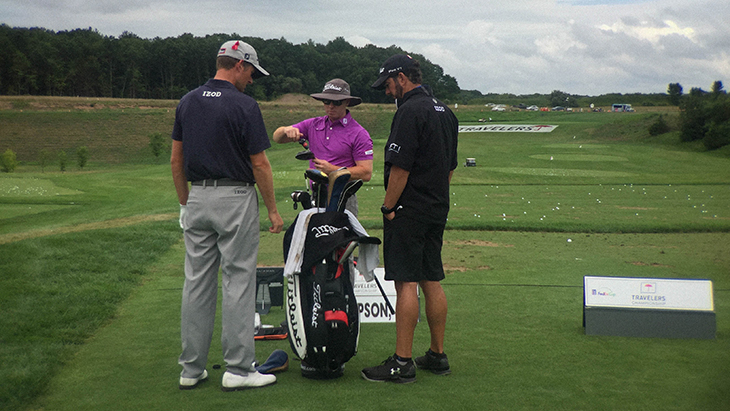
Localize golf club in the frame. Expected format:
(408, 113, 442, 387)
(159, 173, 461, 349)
(296, 138, 315, 161)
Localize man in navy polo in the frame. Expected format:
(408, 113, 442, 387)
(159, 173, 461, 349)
(362, 54, 459, 384)
(171, 40, 283, 392)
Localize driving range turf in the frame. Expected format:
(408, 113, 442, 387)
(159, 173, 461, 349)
(0, 99, 729, 410)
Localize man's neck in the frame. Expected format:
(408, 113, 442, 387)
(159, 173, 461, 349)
(401, 82, 421, 95)
(214, 69, 236, 85)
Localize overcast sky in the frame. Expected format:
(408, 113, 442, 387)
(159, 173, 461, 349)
(2, 0, 728, 95)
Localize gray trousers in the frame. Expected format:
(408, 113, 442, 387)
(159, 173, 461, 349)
(178, 184, 259, 378)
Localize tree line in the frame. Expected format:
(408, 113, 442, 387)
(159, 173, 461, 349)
(668, 81, 730, 150)
(0, 25, 460, 103)
(0, 25, 679, 108)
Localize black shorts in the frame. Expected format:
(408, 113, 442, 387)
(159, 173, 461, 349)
(383, 215, 446, 282)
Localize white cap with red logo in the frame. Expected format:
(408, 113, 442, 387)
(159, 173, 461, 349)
(218, 40, 269, 78)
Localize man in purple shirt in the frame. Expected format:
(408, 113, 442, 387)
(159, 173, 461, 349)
(273, 79, 373, 214)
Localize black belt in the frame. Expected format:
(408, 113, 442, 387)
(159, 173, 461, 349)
(191, 178, 255, 187)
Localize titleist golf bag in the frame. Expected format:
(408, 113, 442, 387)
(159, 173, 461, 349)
(283, 210, 362, 379)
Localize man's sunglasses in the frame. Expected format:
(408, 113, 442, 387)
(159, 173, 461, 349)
(321, 99, 344, 106)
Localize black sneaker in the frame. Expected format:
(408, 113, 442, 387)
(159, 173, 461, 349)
(361, 355, 416, 383)
(415, 350, 451, 375)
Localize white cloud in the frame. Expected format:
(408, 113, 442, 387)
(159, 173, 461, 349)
(345, 35, 373, 48)
(535, 32, 587, 58)
(462, 20, 497, 47)
(1, 0, 727, 95)
(599, 19, 696, 45)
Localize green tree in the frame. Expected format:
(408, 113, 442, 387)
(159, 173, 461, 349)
(703, 89, 730, 150)
(549, 90, 575, 107)
(703, 121, 730, 150)
(711, 81, 725, 99)
(0, 27, 464, 102)
(149, 132, 167, 158)
(667, 83, 683, 106)
(76, 146, 89, 168)
(1, 149, 19, 172)
(38, 148, 53, 172)
(58, 150, 67, 172)
(680, 89, 707, 142)
(648, 115, 671, 136)
(678, 82, 730, 150)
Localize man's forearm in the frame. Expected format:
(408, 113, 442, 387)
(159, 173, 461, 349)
(272, 126, 301, 144)
(348, 160, 373, 182)
(384, 165, 409, 209)
(251, 153, 278, 214)
(171, 140, 189, 205)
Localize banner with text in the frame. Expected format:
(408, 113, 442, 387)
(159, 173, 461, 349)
(459, 124, 558, 133)
(584, 276, 714, 311)
(354, 267, 397, 323)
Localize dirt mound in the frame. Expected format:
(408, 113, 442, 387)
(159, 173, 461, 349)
(273, 93, 317, 104)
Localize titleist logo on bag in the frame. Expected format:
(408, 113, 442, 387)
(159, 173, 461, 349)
(311, 224, 350, 238)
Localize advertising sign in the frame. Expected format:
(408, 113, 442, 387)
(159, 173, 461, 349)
(584, 276, 714, 311)
(354, 268, 397, 323)
(458, 125, 558, 133)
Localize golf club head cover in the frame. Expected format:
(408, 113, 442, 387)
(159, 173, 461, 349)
(336, 179, 363, 212)
(326, 169, 351, 212)
(296, 150, 315, 161)
(305, 169, 329, 185)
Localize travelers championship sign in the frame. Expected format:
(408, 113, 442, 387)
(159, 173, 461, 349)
(583, 276, 716, 339)
(584, 276, 714, 311)
(458, 124, 558, 133)
(354, 268, 398, 323)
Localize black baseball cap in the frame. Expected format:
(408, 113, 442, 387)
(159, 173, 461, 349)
(371, 54, 417, 89)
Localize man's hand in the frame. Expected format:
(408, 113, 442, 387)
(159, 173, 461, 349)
(313, 158, 337, 174)
(273, 126, 303, 143)
(269, 211, 284, 233)
(284, 126, 302, 142)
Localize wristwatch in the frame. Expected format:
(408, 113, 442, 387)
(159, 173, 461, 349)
(381, 204, 397, 214)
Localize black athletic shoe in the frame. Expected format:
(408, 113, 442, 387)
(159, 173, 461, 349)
(415, 350, 451, 375)
(361, 355, 416, 383)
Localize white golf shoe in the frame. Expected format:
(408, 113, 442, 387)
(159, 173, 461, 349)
(179, 369, 208, 390)
(221, 370, 276, 391)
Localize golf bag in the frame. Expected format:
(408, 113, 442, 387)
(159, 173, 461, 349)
(283, 210, 362, 379)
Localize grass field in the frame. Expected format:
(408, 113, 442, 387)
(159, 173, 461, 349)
(0, 96, 729, 411)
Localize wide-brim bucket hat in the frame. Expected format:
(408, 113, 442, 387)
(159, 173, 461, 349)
(310, 78, 362, 107)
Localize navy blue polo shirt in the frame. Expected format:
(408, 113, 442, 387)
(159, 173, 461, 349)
(384, 86, 459, 224)
(172, 79, 271, 182)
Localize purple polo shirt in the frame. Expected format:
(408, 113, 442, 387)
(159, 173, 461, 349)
(292, 111, 373, 169)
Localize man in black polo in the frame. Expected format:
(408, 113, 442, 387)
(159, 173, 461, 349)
(171, 40, 283, 391)
(361, 54, 459, 383)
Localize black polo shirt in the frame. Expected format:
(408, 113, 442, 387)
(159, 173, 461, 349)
(384, 86, 459, 224)
(172, 79, 271, 182)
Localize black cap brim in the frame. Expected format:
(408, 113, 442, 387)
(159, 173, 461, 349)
(371, 74, 389, 90)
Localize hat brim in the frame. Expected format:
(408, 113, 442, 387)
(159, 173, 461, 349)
(251, 64, 269, 79)
(310, 94, 362, 107)
(371, 74, 389, 90)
